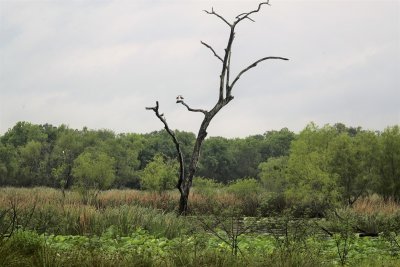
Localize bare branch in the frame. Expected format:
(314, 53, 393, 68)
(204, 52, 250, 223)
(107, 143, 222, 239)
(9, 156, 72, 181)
(234, 1, 270, 25)
(236, 13, 255, 22)
(146, 101, 185, 192)
(246, 17, 256, 22)
(201, 41, 223, 62)
(177, 100, 208, 115)
(204, 7, 232, 27)
(229, 56, 289, 91)
(145, 102, 172, 137)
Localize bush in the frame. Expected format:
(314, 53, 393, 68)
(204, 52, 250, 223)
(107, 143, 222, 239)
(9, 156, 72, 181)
(226, 178, 262, 216)
(139, 154, 178, 193)
(226, 178, 262, 197)
(192, 177, 223, 197)
(258, 192, 287, 216)
(0, 230, 44, 267)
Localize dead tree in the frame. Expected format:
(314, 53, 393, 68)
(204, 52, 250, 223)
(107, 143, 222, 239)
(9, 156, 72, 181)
(146, 1, 288, 215)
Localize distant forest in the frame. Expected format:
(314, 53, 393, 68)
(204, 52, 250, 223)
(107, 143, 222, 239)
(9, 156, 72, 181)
(0, 121, 399, 202)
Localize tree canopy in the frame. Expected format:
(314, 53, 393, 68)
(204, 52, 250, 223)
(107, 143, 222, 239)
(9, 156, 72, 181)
(1, 121, 399, 204)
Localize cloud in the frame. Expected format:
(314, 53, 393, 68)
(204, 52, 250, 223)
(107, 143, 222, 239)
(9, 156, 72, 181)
(0, 0, 399, 137)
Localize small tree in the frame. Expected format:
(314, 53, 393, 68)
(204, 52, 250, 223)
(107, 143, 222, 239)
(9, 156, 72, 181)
(72, 149, 116, 204)
(146, 1, 288, 214)
(140, 154, 178, 193)
(259, 156, 288, 193)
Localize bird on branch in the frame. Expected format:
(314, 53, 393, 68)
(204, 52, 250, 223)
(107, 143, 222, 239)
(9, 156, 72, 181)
(176, 95, 184, 102)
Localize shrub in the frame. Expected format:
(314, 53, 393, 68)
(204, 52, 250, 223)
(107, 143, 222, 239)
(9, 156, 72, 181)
(258, 192, 287, 216)
(139, 154, 178, 193)
(192, 177, 223, 197)
(227, 178, 262, 216)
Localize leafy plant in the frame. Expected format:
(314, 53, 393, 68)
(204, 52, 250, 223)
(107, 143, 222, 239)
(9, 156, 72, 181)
(226, 178, 262, 216)
(139, 153, 178, 193)
(72, 149, 116, 205)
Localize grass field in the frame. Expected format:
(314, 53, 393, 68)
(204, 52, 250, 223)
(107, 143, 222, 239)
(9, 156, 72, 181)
(1, 187, 399, 266)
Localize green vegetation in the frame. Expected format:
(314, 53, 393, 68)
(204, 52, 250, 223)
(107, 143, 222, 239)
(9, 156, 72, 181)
(0, 121, 399, 266)
(140, 154, 179, 192)
(0, 188, 399, 266)
(1, 122, 399, 206)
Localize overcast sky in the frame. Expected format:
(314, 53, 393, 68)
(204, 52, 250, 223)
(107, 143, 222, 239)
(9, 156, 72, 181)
(0, 0, 399, 137)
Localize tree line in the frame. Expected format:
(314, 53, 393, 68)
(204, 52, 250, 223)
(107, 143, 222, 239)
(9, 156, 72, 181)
(0, 121, 399, 204)
(0, 121, 294, 189)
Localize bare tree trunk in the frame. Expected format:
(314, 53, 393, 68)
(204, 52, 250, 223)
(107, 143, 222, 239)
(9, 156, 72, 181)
(146, 1, 288, 215)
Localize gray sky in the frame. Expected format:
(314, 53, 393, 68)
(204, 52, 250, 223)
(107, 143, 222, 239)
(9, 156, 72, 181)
(1, 0, 399, 137)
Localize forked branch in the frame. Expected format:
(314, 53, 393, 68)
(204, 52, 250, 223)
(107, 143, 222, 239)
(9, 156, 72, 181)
(177, 100, 208, 115)
(203, 7, 232, 27)
(235, 1, 270, 24)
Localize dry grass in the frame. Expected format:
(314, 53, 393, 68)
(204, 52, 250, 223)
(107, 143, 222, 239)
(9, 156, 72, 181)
(0, 187, 246, 216)
(4, 187, 397, 218)
(352, 194, 400, 216)
(97, 189, 180, 211)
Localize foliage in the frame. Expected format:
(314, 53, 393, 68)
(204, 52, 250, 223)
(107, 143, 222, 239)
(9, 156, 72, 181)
(285, 123, 340, 216)
(192, 176, 223, 197)
(377, 126, 400, 200)
(139, 154, 178, 192)
(197, 129, 295, 184)
(258, 192, 287, 216)
(72, 149, 116, 204)
(226, 178, 262, 215)
(226, 178, 262, 198)
(197, 137, 237, 184)
(1, 226, 399, 267)
(72, 149, 116, 190)
(1, 187, 400, 266)
(327, 131, 379, 205)
(258, 156, 288, 193)
(0, 121, 399, 213)
(0, 143, 19, 186)
(138, 130, 195, 170)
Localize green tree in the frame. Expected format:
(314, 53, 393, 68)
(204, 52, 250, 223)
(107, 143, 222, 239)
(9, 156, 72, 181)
(327, 131, 379, 205)
(0, 143, 19, 185)
(377, 126, 400, 200)
(107, 134, 142, 188)
(139, 154, 178, 193)
(50, 129, 85, 189)
(138, 130, 195, 170)
(230, 136, 263, 179)
(261, 128, 295, 158)
(328, 133, 360, 205)
(258, 156, 288, 193)
(17, 140, 43, 186)
(285, 123, 339, 215)
(1, 121, 47, 147)
(72, 149, 116, 203)
(197, 137, 236, 183)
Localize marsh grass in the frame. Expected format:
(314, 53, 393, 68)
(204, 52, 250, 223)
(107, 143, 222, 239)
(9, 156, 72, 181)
(0, 187, 192, 238)
(1, 187, 400, 267)
(352, 194, 400, 216)
(349, 195, 400, 236)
